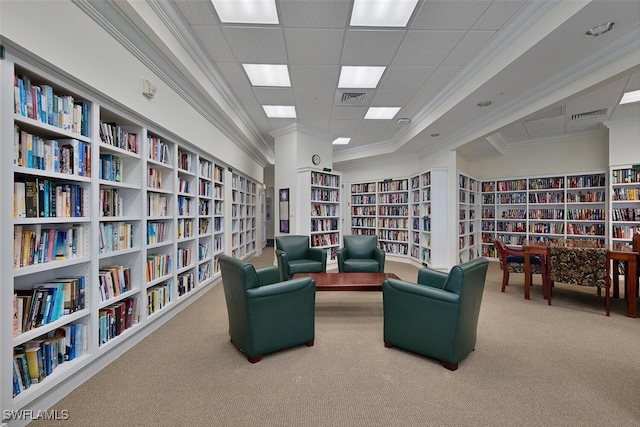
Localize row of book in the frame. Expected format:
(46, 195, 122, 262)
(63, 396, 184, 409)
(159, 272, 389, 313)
(177, 272, 195, 297)
(13, 324, 87, 396)
(99, 298, 138, 346)
(99, 221, 134, 254)
(178, 196, 192, 216)
(611, 208, 640, 222)
(147, 136, 172, 165)
(311, 188, 339, 202)
(100, 121, 139, 154)
(14, 74, 89, 136)
(146, 254, 172, 282)
(612, 168, 640, 184)
(14, 178, 87, 218)
(100, 188, 124, 217)
(98, 265, 132, 302)
(148, 167, 163, 189)
(177, 218, 194, 239)
(178, 151, 193, 172)
(14, 126, 91, 176)
(612, 187, 639, 201)
(147, 193, 169, 217)
(177, 247, 192, 269)
(14, 225, 85, 268)
(310, 232, 338, 248)
(147, 221, 170, 245)
(311, 219, 339, 232)
(311, 172, 339, 188)
(99, 153, 122, 182)
(147, 283, 172, 315)
(13, 277, 86, 336)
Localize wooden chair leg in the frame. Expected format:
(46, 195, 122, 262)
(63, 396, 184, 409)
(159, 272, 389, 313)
(306, 341, 314, 347)
(441, 361, 458, 371)
(247, 354, 263, 363)
(384, 342, 392, 348)
(501, 270, 509, 292)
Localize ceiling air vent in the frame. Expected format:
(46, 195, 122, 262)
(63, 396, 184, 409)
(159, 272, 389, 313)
(341, 92, 366, 104)
(570, 108, 607, 121)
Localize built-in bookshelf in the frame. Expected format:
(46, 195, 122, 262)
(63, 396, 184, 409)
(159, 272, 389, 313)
(2, 54, 258, 416)
(481, 171, 607, 253)
(416, 169, 448, 268)
(350, 181, 377, 238)
(212, 164, 225, 275)
(609, 166, 640, 247)
(230, 172, 258, 260)
(377, 178, 409, 256)
(458, 173, 481, 263)
(298, 168, 342, 262)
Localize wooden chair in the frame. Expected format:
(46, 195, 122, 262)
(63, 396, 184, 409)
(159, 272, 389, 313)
(493, 239, 547, 297)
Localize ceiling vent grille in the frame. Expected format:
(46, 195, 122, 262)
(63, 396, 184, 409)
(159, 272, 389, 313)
(570, 108, 607, 121)
(341, 92, 366, 104)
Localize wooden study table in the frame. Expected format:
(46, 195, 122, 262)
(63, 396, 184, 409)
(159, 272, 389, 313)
(522, 241, 638, 317)
(292, 272, 399, 291)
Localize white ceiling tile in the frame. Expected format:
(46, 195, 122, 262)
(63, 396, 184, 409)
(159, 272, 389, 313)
(341, 30, 405, 65)
(294, 89, 336, 106)
(329, 119, 360, 135)
(244, 104, 273, 131)
(331, 106, 368, 120)
(412, 0, 492, 30)
(216, 62, 251, 87)
(378, 66, 437, 90)
(191, 25, 236, 62)
(296, 105, 332, 131)
(252, 87, 295, 105)
(524, 115, 565, 140)
(441, 30, 496, 66)
(279, 0, 350, 28)
(420, 66, 461, 91)
(371, 90, 416, 107)
(393, 31, 466, 66)
(268, 117, 299, 129)
(399, 90, 438, 116)
(221, 26, 287, 63)
(174, 0, 219, 25)
(497, 123, 530, 144)
(285, 28, 343, 65)
(232, 86, 259, 105)
(289, 65, 340, 89)
(473, 0, 527, 30)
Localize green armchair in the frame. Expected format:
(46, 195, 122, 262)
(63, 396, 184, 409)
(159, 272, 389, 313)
(337, 235, 385, 273)
(218, 254, 316, 363)
(275, 235, 327, 280)
(382, 257, 489, 371)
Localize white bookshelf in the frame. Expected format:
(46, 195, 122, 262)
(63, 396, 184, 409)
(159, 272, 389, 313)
(377, 178, 409, 256)
(458, 173, 481, 263)
(480, 171, 607, 253)
(2, 52, 250, 418)
(609, 166, 640, 247)
(298, 168, 342, 262)
(230, 172, 258, 260)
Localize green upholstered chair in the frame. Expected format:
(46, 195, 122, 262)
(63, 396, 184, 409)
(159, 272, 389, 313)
(382, 257, 489, 371)
(275, 235, 327, 280)
(217, 254, 316, 363)
(337, 235, 385, 273)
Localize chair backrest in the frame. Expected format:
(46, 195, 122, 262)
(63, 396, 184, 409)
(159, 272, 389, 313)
(493, 238, 507, 268)
(275, 235, 310, 260)
(343, 235, 378, 258)
(217, 255, 260, 326)
(549, 246, 607, 288)
(443, 258, 489, 347)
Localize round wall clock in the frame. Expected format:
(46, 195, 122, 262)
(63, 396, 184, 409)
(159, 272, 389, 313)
(312, 154, 321, 165)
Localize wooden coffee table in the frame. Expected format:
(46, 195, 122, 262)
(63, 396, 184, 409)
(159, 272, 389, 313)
(291, 272, 400, 291)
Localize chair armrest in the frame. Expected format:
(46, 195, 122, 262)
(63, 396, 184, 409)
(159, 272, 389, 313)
(417, 267, 448, 289)
(308, 246, 327, 265)
(372, 248, 385, 272)
(337, 248, 349, 272)
(275, 249, 291, 281)
(256, 265, 281, 286)
(502, 245, 525, 257)
(383, 278, 459, 304)
(247, 277, 315, 299)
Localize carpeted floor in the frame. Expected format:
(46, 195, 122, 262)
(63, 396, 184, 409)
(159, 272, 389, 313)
(32, 248, 640, 426)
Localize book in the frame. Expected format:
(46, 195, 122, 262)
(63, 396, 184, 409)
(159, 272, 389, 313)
(25, 346, 45, 383)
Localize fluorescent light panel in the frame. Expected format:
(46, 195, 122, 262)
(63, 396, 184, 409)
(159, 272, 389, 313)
(332, 138, 351, 145)
(350, 0, 419, 27)
(338, 66, 386, 88)
(263, 105, 296, 118)
(211, 0, 278, 24)
(620, 89, 640, 104)
(364, 107, 401, 120)
(243, 64, 291, 87)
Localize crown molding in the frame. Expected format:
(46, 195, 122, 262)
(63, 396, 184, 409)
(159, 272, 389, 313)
(72, 0, 273, 168)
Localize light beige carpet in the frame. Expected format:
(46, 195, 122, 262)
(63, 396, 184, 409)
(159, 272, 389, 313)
(32, 249, 640, 426)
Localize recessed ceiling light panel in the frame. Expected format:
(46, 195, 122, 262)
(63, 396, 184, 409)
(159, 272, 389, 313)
(620, 89, 640, 104)
(338, 66, 386, 89)
(263, 105, 297, 118)
(350, 0, 419, 27)
(211, 0, 279, 24)
(243, 64, 291, 87)
(332, 137, 351, 145)
(364, 107, 401, 120)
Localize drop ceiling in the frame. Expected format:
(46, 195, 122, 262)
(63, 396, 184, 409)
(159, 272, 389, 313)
(89, 0, 640, 167)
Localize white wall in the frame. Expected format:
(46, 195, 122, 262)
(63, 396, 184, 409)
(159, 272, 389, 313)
(0, 0, 263, 182)
(338, 157, 422, 185)
(607, 121, 640, 167)
(464, 133, 609, 179)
